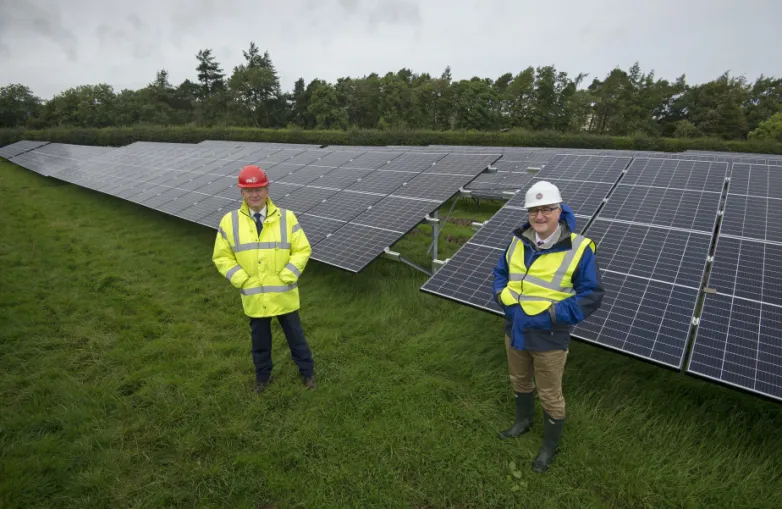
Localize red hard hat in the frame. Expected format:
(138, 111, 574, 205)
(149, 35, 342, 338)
(237, 165, 269, 188)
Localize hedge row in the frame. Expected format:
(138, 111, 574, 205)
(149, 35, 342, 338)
(2, 126, 782, 155)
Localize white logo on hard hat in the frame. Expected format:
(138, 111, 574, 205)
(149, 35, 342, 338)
(536, 193, 543, 199)
(247, 177, 257, 183)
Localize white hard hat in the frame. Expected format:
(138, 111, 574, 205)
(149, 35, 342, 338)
(524, 181, 562, 209)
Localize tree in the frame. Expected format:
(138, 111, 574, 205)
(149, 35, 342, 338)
(228, 43, 286, 127)
(0, 84, 42, 128)
(748, 112, 782, 142)
(196, 49, 225, 99)
(306, 81, 348, 129)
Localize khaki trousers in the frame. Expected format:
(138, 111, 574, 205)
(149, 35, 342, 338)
(505, 335, 568, 420)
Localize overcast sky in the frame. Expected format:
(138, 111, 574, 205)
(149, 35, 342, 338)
(1, 0, 781, 99)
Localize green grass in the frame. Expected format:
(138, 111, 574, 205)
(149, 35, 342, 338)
(1, 160, 781, 509)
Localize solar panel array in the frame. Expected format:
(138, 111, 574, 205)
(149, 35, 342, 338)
(4, 140, 499, 275)
(4, 138, 782, 401)
(688, 162, 782, 400)
(422, 156, 730, 371)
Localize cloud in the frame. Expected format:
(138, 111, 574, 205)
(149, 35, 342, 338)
(0, 0, 79, 61)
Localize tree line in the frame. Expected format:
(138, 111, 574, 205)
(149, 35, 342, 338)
(1, 42, 781, 142)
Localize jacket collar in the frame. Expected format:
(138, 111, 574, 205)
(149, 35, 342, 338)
(240, 198, 280, 221)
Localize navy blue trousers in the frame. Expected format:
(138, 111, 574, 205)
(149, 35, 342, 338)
(250, 310, 314, 382)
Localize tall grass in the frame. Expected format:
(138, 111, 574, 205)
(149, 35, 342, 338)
(1, 161, 781, 508)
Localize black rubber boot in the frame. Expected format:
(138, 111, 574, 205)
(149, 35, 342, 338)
(498, 391, 534, 439)
(531, 410, 565, 473)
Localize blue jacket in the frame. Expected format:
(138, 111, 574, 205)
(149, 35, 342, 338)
(492, 203, 604, 351)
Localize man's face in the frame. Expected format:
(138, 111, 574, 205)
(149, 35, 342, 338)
(527, 204, 561, 237)
(241, 186, 269, 210)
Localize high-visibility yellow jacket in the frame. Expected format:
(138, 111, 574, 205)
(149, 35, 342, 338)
(212, 199, 311, 318)
(498, 232, 595, 315)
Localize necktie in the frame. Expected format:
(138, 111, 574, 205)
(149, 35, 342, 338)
(253, 212, 263, 236)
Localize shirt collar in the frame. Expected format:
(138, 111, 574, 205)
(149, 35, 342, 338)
(535, 225, 561, 248)
(250, 205, 267, 218)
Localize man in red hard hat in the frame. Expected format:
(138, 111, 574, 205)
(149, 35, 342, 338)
(212, 165, 316, 393)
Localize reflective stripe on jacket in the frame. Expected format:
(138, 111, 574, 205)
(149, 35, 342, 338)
(212, 198, 311, 318)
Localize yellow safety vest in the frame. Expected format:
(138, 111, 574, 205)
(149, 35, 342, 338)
(212, 199, 311, 318)
(499, 233, 595, 315)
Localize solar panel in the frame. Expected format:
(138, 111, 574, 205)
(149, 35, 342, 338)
(341, 151, 404, 170)
(423, 153, 501, 176)
(272, 186, 340, 214)
(598, 186, 721, 233)
(420, 243, 504, 314)
(468, 207, 525, 249)
(9, 143, 116, 176)
(347, 170, 419, 194)
(305, 191, 385, 222)
(573, 271, 698, 368)
(178, 195, 235, 224)
(349, 196, 439, 233)
(393, 174, 478, 201)
(311, 223, 406, 272)
(584, 219, 712, 289)
(532, 154, 632, 183)
(727, 163, 782, 197)
(308, 168, 374, 190)
(688, 233, 782, 401)
(0, 140, 49, 159)
(720, 194, 782, 242)
(619, 158, 728, 193)
(276, 165, 336, 186)
(296, 214, 346, 245)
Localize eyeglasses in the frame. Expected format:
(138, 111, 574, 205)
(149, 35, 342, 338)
(527, 206, 560, 217)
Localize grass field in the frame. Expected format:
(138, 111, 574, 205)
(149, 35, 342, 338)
(1, 160, 782, 509)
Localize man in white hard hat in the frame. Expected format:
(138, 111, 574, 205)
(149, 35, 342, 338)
(492, 180, 604, 473)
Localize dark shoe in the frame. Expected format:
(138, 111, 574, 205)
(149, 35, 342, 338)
(254, 376, 273, 393)
(531, 410, 565, 473)
(499, 391, 534, 439)
(302, 375, 316, 390)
